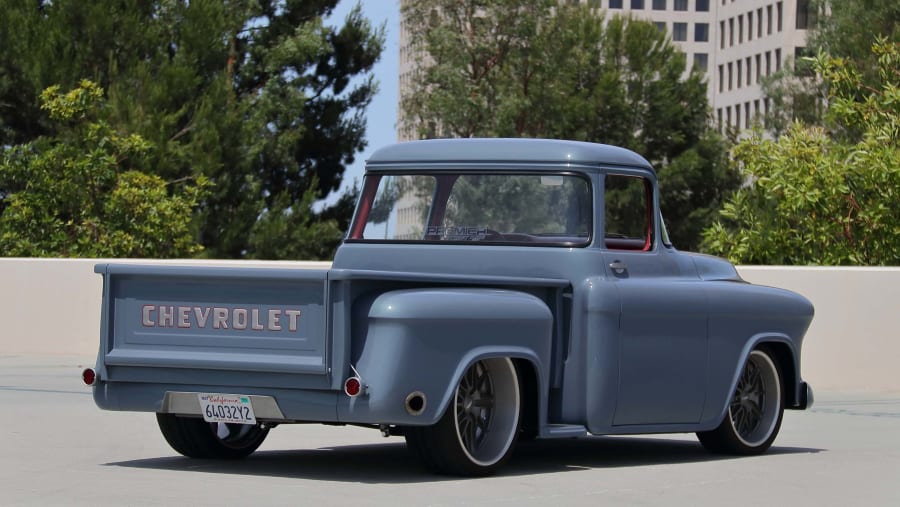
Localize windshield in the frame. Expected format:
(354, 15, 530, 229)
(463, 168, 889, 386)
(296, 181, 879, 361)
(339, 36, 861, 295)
(349, 173, 592, 246)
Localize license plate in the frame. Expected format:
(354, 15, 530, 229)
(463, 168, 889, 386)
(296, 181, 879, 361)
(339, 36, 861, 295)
(198, 393, 257, 425)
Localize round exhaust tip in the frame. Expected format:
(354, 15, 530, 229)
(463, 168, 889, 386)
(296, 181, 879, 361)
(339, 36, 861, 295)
(344, 377, 362, 397)
(82, 368, 97, 386)
(405, 391, 426, 416)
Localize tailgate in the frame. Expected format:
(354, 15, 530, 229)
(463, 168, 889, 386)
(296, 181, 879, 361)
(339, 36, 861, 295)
(96, 264, 330, 376)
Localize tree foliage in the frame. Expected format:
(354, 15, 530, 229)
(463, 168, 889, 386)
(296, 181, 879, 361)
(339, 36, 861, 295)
(0, 81, 208, 257)
(763, 0, 900, 135)
(703, 41, 900, 265)
(401, 0, 739, 251)
(0, 1, 384, 259)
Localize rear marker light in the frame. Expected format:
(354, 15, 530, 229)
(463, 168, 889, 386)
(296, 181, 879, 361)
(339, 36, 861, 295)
(82, 368, 97, 386)
(344, 377, 362, 397)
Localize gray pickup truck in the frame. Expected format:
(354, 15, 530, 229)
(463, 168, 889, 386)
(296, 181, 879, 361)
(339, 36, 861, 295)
(87, 138, 814, 476)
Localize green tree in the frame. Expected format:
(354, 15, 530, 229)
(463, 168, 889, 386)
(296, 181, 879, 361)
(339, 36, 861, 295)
(0, 81, 208, 257)
(762, 0, 900, 135)
(703, 41, 900, 265)
(401, 0, 739, 251)
(0, 1, 384, 259)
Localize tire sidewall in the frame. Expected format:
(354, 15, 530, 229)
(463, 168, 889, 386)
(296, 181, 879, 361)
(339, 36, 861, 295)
(726, 349, 784, 454)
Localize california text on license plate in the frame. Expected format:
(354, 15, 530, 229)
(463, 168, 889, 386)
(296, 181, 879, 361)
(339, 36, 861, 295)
(198, 393, 257, 425)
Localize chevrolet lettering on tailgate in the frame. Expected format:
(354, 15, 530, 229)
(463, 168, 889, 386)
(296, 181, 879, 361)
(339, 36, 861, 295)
(141, 305, 302, 332)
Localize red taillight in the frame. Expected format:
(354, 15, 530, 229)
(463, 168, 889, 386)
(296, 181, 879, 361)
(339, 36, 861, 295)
(344, 377, 362, 397)
(82, 368, 97, 386)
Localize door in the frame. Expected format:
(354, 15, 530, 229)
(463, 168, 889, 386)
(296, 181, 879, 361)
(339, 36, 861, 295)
(601, 173, 709, 426)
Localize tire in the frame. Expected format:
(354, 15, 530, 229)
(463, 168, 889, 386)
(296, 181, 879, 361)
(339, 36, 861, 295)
(156, 413, 269, 459)
(697, 348, 784, 455)
(405, 358, 520, 476)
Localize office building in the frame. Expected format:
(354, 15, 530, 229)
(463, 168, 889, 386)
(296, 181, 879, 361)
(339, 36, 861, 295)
(399, 0, 815, 138)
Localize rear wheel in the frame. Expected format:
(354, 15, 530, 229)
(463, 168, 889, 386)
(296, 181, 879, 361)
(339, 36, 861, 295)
(156, 413, 269, 459)
(697, 348, 784, 455)
(406, 358, 520, 476)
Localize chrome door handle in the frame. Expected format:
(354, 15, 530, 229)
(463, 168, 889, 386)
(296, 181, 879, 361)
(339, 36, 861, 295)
(609, 261, 627, 273)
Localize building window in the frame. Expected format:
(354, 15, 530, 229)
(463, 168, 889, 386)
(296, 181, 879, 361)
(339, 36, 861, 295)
(718, 64, 724, 92)
(748, 11, 753, 41)
(777, 1, 783, 31)
(697, 0, 710, 11)
(745, 56, 753, 86)
(673, 22, 688, 41)
(694, 53, 709, 72)
(653, 0, 666, 10)
(631, 0, 645, 9)
(726, 106, 732, 127)
(745, 102, 751, 129)
(767, 5, 773, 34)
(757, 8, 764, 37)
(674, 0, 688, 11)
(610, 0, 623, 8)
(717, 108, 723, 130)
(728, 62, 733, 90)
(729, 18, 734, 46)
(755, 54, 762, 82)
(738, 15, 744, 43)
(775, 48, 782, 71)
(796, 0, 817, 29)
(655, 21, 667, 33)
(735, 106, 741, 130)
(695, 23, 709, 42)
(720, 21, 726, 49)
(765, 51, 771, 75)
(737, 60, 742, 88)
(754, 99, 761, 120)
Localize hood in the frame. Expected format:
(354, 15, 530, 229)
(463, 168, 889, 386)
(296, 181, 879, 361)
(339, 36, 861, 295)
(685, 252, 745, 282)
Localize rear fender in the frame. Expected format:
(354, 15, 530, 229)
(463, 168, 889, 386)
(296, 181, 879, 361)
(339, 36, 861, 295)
(337, 288, 553, 427)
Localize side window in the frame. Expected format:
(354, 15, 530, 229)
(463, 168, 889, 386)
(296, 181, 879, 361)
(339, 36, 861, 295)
(604, 174, 653, 251)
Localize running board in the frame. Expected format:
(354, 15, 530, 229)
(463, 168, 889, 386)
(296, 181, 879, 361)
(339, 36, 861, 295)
(540, 424, 587, 439)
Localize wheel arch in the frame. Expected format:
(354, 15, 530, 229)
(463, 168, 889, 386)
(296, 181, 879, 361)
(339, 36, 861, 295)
(430, 348, 544, 428)
(514, 357, 540, 439)
(706, 333, 800, 428)
(756, 341, 800, 408)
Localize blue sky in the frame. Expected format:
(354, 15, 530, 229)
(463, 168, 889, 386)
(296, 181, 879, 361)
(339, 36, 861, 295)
(324, 1, 401, 203)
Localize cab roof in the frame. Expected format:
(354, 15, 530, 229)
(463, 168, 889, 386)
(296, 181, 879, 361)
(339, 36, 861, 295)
(366, 138, 653, 171)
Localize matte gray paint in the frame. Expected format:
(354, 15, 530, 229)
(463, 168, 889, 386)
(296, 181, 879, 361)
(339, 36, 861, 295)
(91, 138, 814, 440)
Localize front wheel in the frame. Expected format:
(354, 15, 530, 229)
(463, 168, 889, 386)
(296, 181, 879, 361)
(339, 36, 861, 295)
(406, 358, 520, 476)
(697, 348, 784, 455)
(156, 413, 269, 459)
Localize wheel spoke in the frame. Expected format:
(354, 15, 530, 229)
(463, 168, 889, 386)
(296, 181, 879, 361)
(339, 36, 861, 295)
(472, 397, 494, 409)
(458, 416, 472, 450)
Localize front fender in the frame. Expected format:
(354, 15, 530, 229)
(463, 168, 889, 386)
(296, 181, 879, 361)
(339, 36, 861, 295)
(336, 288, 553, 426)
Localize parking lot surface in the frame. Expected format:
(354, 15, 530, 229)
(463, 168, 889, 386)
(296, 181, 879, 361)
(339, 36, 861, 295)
(3, 356, 898, 506)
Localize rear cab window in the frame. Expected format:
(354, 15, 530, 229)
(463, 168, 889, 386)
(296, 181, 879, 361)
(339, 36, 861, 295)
(348, 172, 592, 247)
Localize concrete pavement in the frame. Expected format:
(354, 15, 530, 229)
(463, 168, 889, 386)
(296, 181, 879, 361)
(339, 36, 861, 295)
(3, 356, 898, 506)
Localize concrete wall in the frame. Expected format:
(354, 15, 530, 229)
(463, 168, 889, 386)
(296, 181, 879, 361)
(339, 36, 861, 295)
(737, 266, 900, 393)
(1, 259, 897, 392)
